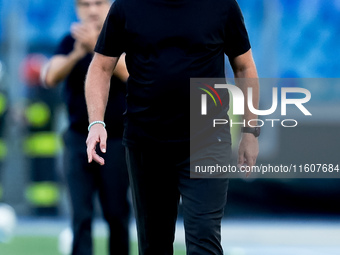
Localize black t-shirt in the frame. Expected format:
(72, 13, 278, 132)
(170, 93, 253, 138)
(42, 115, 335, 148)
(55, 34, 126, 137)
(95, 0, 251, 146)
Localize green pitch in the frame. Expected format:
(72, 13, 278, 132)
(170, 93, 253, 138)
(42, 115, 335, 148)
(0, 236, 186, 255)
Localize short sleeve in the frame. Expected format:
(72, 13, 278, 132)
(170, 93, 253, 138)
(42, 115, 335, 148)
(224, 0, 251, 58)
(95, 1, 126, 57)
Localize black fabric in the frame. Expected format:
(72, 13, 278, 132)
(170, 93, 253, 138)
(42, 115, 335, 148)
(125, 142, 230, 255)
(55, 34, 126, 137)
(63, 129, 130, 255)
(95, 0, 251, 146)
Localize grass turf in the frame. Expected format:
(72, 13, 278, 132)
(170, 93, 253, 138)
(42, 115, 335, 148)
(0, 236, 186, 255)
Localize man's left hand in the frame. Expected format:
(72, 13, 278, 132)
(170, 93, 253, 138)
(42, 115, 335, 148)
(238, 133, 259, 177)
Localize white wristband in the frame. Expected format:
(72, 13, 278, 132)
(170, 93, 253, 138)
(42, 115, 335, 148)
(88, 121, 106, 131)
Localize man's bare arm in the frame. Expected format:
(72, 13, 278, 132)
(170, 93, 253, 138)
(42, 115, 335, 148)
(85, 53, 119, 165)
(112, 53, 129, 83)
(42, 36, 88, 87)
(230, 49, 259, 121)
(43, 22, 117, 87)
(43, 54, 84, 87)
(229, 49, 259, 176)
(43, 47, 128, 88)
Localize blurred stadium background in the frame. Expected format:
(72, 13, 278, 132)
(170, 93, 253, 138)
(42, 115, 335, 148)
(0, 0, 339, 254)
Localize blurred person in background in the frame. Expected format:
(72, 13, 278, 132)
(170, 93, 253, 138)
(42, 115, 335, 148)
(41, 0, 130, 254)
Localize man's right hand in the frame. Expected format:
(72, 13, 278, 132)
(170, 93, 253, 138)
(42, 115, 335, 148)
(86, 124, 107, 165)
(85, 53, 120, 165)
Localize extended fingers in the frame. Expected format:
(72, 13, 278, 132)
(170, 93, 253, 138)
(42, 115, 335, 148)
(86, 125, 107, 165)
(91, 152, 105, 165)
(238, 135, 259, 177)
(244, 152, 257, 168)
(86, 139, 105, 165)
(86, 136, 97, 163)
(100, 136, 107, 153)
(237, 151, 245, 168)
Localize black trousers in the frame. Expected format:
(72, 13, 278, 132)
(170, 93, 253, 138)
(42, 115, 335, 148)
(126, 142, 230, 255)
(63, 129, 130, 255)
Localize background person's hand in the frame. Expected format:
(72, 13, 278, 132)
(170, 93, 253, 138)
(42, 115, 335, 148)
(86, 124, 107, 165)
(238, 133, 259, 177)
(72, 40, 88, 60)
(71, 22, 100, 53)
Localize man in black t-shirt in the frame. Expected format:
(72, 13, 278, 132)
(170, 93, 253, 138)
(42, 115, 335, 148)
(42, 1, 130, 254)
(86, 0, 260, 254)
